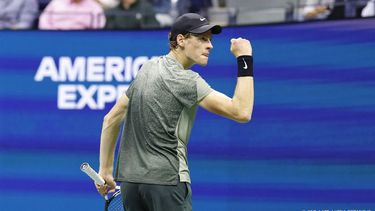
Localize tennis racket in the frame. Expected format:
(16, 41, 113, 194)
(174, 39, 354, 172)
(80, 162, 124, 211)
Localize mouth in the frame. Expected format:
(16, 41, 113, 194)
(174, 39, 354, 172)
(202, 53, 209, 58)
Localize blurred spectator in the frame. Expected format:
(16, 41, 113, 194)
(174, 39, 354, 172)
(38, 0, 106, 30)
(146, 0, 174, 27)
(362, 0, 375, 17)
(177, 0, 212, 17)
(97, 0, 120, 9)
(147, 0, 171, 13)
(298, 0, 334, 21)
(0, 0, 39, 29)
(298, 0, 365, 21)
(105, 0, 160, 29)
(327, 0, 367, 19)
(327, 0, 353, 19)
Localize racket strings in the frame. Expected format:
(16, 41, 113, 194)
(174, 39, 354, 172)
(106, 191, 124, 211)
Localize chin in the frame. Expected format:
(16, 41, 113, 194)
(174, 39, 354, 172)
(198, 62, 208, 67)
(197, 59, 209, 66)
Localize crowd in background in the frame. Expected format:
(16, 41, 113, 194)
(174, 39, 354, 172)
(0, 0, 374, 30)
(297, 0, 374, 21)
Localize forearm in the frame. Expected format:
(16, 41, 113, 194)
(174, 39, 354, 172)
(232, 76, 254, 122)
(199, 38, 254, 123)
(231, 53, 254, 122)
(99, 115, 123, 172)
(200, 77, 254, 123)
(98, 95, 128, 174)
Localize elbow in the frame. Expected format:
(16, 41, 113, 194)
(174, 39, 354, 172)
(103, 110, 126, 128)
(237, 113, 252, 123)
(102, 114, 118, 127)
(102, 114, 111, 126)
(233, 110, 252, 123)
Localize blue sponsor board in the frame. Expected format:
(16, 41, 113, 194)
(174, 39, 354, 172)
(1, 18, 375, 210)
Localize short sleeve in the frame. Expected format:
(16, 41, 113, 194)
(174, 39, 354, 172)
(196, 76, 212, 102)
(164, 72, 212, 108)
(164, 75, 196, 108)
(125, 80, 136, 99)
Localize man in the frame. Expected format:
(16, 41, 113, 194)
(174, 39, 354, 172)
(105, 0, 159, 29)
(299, 0, 366, 21)
(38, 0, 105, 30)
(96, 13, 254, 211)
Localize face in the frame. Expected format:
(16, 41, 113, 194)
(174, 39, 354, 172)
(180, 31, 213, 67)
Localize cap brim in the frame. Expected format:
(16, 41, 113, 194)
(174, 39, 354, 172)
(189, 24, 222, 34)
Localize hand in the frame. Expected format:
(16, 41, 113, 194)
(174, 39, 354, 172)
(95, 171, 116, 196)
(305, 6, 329, 18)
(305, 11, 319, 18)
(315, 5, 329, 13)
(230, 38, 252, 57)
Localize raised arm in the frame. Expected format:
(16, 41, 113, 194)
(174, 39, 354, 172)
(199, 38, 254, 123)
(97, 94, 129, 195)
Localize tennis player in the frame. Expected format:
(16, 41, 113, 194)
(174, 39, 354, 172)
(96, 13, 254, 211)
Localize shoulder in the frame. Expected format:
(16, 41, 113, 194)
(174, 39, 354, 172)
(142, 57, 161, 69)
(133, 57, 161, 78)
(180, 68, 201, 82)
(186, 69, 200, 78)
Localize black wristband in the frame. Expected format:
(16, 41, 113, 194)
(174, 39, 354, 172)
(237, 55, 253, 77)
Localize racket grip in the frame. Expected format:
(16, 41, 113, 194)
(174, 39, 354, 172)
(80, 162, 105, 185)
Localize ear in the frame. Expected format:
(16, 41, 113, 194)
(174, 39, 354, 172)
(176, 34, 186, 48)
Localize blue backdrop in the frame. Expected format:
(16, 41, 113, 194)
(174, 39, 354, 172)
(1, 18, 375, 211)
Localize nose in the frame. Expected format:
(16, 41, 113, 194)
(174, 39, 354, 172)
(207, 40, 213, 49)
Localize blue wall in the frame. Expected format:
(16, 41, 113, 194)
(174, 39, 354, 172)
(1, 18, 375, 211)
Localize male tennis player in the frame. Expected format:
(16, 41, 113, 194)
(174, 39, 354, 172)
(96, 13, 254, 211)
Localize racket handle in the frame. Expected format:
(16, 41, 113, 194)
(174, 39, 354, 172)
(80, 162, 105, 185)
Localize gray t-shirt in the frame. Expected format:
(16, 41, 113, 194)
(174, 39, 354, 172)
(115, 54, 212, 185)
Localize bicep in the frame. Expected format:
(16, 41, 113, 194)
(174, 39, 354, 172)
(199, 90, 236, 120)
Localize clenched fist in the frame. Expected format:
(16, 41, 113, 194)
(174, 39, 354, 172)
(230, 38, 252, 58)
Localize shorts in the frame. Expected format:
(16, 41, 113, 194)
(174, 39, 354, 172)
(120, 181, 192, 211)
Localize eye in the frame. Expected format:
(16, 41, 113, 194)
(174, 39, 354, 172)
(200, 37, 211, 42)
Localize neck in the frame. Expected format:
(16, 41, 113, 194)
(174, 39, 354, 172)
(169, 49, 193, 69)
